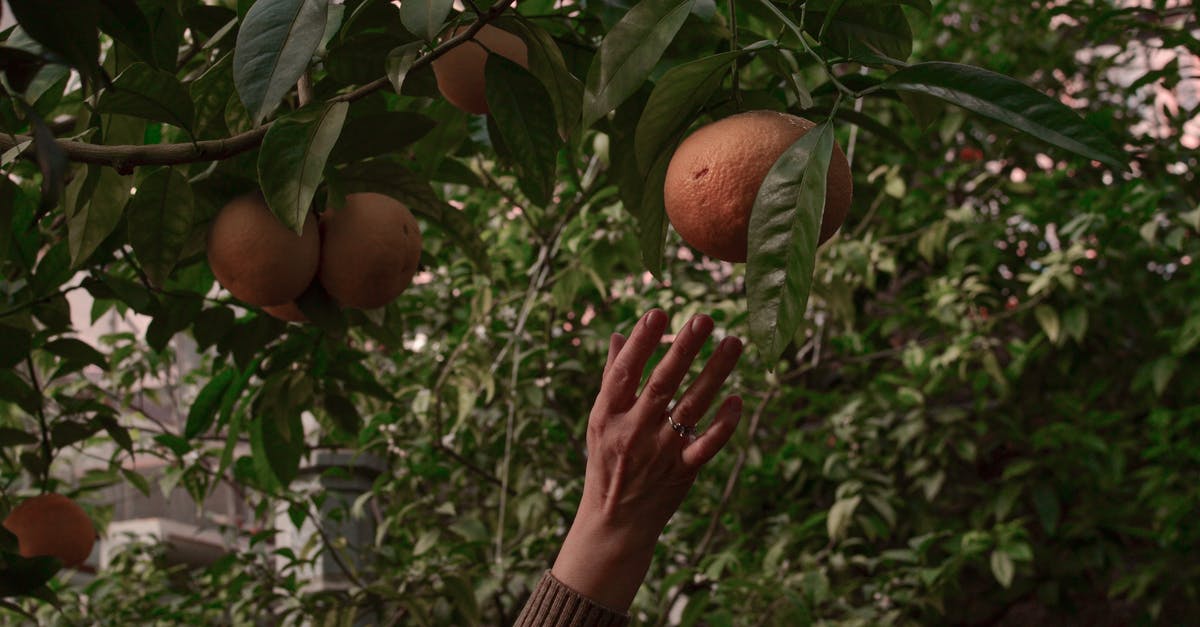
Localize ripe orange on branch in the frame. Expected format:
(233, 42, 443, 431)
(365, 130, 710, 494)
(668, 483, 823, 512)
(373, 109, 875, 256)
(319, 193, 423, 310)
(206, 195, 320, 306)
(3, 494, 95, 568)
(663, 111, 854, 262)
(432, 24, 529, 114)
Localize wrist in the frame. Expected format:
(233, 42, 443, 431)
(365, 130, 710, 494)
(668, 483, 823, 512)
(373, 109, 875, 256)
(551, 510, 660, 611)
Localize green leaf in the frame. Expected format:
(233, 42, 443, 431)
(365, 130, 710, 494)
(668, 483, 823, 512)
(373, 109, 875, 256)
(0, 428, 38, 447)
(190, 54, 235, 140)
(328, 112, 436, 165)
(51, 419, 102, 448)
(507, 19, 584, 140)
(1032, 483, 1060, 534)
(747, 122, 834, 364)
(990, 550, 1015, 588)
(883, 62, 1127, 169)
(333, 161, 490, 273)
(826, 495, 861, 541)
(400, 0, 454, 41)
(635, 48, 747, 174)
(258, 102, 349, 234)
(809, 5, 912, 62)
(0, 371, 41, 416)
(323, 394, 362, 436)
(1150, 356, 1177, 397)
(294, 278, 347, 335)
(126, 167, 194, 286)
(7, 0, 100, 84)
(807, 0, 931, 15)
(186, 368, 236, 439)
(637, 148, 673, 278)
(0, 326, 32, 370)
(120, 467, 151, 497)
(232, 0, 328, 124)
(582, 0, 697, 128)
(97, 0, 158, 69)
(67, 168, 131, 267)
(0, 554, 61, 597)
(97, 413, 133, 454)
(385, 42, 424, 95)
(1034, 305, 1061, 344)
(251, 375, 307, 489)
(43, 338, 107, 371)
(97, 63, 195, 132)
(485, 55, 559, 207)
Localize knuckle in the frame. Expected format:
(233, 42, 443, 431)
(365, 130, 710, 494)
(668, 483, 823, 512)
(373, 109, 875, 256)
(643, 378, 675, 403)
(606, 366, 635, 390)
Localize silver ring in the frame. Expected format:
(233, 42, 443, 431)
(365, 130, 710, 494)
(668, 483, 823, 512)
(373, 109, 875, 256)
(666, 414, 698, 439)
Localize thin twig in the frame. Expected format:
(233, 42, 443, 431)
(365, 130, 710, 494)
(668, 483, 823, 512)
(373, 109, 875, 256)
(25, 355, 53, 493)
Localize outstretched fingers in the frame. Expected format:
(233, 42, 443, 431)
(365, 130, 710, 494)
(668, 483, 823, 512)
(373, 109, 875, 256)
(633, 314, 714, 421)
(604, 333, 627, 374)
(670, 336, 743, 428)
(595, 310, 668, 414)
(682, 396, 743, 468)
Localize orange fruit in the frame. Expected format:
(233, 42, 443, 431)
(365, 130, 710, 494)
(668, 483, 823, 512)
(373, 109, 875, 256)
(206, 195, 320, 306)
(432, 25, 528, 114)
(318, 193, 422, 309)
(3, 494, 95, 568)
(663, 110, 853, 262)
(262, 302, 308, 323)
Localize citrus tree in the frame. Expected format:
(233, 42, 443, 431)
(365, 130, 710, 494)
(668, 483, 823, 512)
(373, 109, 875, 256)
(1, 0, 1196, 624)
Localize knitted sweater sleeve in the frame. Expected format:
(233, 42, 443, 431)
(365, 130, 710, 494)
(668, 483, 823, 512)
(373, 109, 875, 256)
(513, 570, 631, 627)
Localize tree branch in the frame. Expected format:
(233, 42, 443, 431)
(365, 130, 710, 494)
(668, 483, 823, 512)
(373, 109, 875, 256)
(0, 0, 519, 171)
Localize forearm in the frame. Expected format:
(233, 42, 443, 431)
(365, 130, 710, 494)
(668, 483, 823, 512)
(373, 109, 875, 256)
(551, 515, 658, 611)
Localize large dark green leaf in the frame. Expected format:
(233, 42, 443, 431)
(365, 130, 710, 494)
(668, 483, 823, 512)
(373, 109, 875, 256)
(883, 62, 1127, 169)
(0, 428, 38, 447)
(809, 5, 913, 62)
(637, 148, 673, 278)
(332, 160, 490, 273)
(328, 111, 436, 165)
(634, 46, 767, 173)
(251, 372, 309, 489)
(7, 0, 101, 84)
(97, 63, 194, 132)
(190, 54, 235, 140)
(98, 0, 158, 68)
(66, 168, 131, 267)
(399, 0, 454, 41)
(232, 0, 328, 124)
(186, 367, 236, 439)
(582, 0, 697, 128)
(43, 338, 107, 371)
(485, 55, 559, 206)
(126, 167, 194, 286)
(0, 326, 31, 370)
(0, 553, 60, 597)
(506, 19, 584, 140)
(746, 122, 834, 364)
(51, 419, 102, 448)
(258, 102, 348, 234)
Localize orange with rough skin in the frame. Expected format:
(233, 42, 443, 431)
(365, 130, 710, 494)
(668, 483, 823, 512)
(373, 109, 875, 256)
(432, 25, 529, 114)
(318, 193, 422, 310)
(262, 302, 308, 323)
(206, 195, 320, 306)
(663, 111, 853, 262)
(3, 494, 95, 567)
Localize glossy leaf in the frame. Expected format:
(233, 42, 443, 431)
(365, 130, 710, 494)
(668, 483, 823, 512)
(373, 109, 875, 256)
(97, 0, 158, 68)
(43, 338, 107, 370)
(507, 19, 584, 139)
(811, 5, 912, 63)
(582, 0, 697, 128)
(186, 368, 236, 439)
(329, 111, 436, 165)
(637, 148, 673, 278)
(0, 326, 31, 370)
(485, 55, 559, 206)
(634, 48, 752, 173)
(97, 63, 195, 131)
(258, 102, 349, 234)
(747, 122, 834, 364)
(66, 168, 131, 267)
(232, 0, 328, 124)
(126, 167, 194, 286)
(400, 0, 454, 41)
(7, 0, 101, 83)
(883, 62, 1127, 169)
(385, 42, 423, 95)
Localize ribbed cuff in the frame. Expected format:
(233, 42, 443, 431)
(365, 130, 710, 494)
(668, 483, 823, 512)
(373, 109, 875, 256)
(513, 570, 631, 627)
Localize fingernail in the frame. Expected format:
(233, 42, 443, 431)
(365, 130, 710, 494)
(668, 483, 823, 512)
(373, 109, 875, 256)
(691, 314, 712, 335)
(644, 309, 666, 331)
(722, 336, 743, 354)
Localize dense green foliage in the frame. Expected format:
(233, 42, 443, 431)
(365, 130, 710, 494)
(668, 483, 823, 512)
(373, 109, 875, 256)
(0, 0, 1196, 624)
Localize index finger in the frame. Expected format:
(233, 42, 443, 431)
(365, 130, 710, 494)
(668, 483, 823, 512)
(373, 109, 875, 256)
(595, 309, 668, 414)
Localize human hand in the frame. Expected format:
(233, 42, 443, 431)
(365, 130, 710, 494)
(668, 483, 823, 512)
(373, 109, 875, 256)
(551, 309, 744, 611)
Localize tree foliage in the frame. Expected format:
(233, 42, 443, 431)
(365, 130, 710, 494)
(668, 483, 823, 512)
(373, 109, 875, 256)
(0, 0, 1196, 624)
